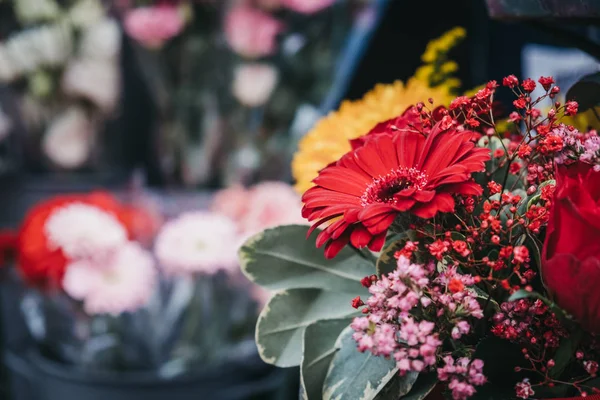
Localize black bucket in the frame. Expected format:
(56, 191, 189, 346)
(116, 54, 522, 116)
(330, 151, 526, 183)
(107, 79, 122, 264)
(4, 349, 287, 400)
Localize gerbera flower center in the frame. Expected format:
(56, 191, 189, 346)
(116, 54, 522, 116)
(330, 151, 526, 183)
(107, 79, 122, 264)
(361, 167, 428, 206)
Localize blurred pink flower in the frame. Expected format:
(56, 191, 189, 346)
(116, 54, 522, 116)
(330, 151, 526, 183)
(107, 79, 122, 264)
(124, 5, 184, 48)
(210, 184, 249, 223)
(232, 63, 279, 107)
(212, 181, 306, 240)
(62, 242, 156, 316)
(281, 0, 335, 14)
(224, 5, 283, 58)
(241, 181, 307, 235)
(154, 212, 239, 276)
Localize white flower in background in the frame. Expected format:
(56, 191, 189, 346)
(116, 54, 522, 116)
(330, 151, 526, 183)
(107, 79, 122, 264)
(63, 242, 157, 316)
(45, 202, 128, 260)
(80, 18, 121, 60)
(42, 106, 94, 169)
(231, 63, 279, 107)
(155, 212, 239, 276)
(14, 0, 61, 24)
(0, 106, 13, 141)
(0, 45, 18, 82)
(62, 59, 120, 112)
(4, 23, 73, 77)
(68, 0, 105, 28)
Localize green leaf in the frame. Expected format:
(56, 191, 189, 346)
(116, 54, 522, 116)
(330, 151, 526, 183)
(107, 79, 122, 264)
(323, 328, 414, 400)
(400, 373, 438, 400)
(376, 240, 404, 277)
(256, 289, 359, 367)
(301, 318, 353, 400)
(567, 72, 600, 112)
(470, 284, 500, 314)
(241, 225, 374, 294)
(550, 329, 583, 379)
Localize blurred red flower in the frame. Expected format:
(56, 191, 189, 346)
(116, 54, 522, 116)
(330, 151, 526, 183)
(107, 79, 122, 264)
(17, 192, 157, 289)
(542, 162, 600, 334)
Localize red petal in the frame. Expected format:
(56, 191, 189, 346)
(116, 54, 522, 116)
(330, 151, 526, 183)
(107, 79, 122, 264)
(368, 232, 386, 252)
(411, 193, 455, 218)
(350, 225, 372, 248)
(394, 131, 425, 168)
(324, 233, 351, 259)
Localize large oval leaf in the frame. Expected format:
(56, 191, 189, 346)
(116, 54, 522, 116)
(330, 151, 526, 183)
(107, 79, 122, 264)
(257, 289, 359, 367)
(323, 328, 418, 400)
(400, 373, 438, 400)
(301, 318, 353, 400)
(240, 225, 375, 294)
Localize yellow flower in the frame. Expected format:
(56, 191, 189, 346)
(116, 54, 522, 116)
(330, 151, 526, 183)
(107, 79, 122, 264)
(421, 27, 466, 64)
(292, 78, 455, 193)
(292, 28, 469, 194)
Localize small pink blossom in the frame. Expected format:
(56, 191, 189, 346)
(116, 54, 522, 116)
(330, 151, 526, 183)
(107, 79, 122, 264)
(515, 379, 535, 399)
(438, 357, 486, 400)
(62, 242, 156, 315)
(124, 5, 185, 48)
(154, 211, 239, 276)
(281, 0, 335, 14)
(224, 5, 284, 58)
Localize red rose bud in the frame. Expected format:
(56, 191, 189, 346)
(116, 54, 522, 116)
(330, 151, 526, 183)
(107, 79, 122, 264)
(351, 296, 364, 309)
(565, 101, 579, 116)
(502, 74, 519, 88)
(542, 162, 600, 334)
(538, 76, 555, 91)
(360, 275, 377, 288)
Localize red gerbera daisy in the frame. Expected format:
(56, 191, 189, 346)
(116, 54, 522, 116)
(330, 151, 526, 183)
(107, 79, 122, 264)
(302, 121, 490, 258)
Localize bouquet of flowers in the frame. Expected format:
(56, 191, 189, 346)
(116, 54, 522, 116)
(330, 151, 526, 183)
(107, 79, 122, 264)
(9, 182, 302, 376)
(241, 69, 600, 398)
(0, 0, 121, 172)
(120, 0, 375, 187)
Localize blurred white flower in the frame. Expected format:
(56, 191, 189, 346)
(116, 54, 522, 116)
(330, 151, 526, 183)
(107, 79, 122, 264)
(0, 45, 18, 82)
(0, 106, 13, 141)
(68, 0, 105, 28)
(62, 59, 120, 112)
(4, 23, 73, 78)
(45, 202, 128, 260)
(155, 212, 239, 276)
(14, 0, 61, 24)
(231, 63, 279, 107)
(63, 242, 157, 316)
(42, 107, 93, 169)
(80, 18, 121, 60)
